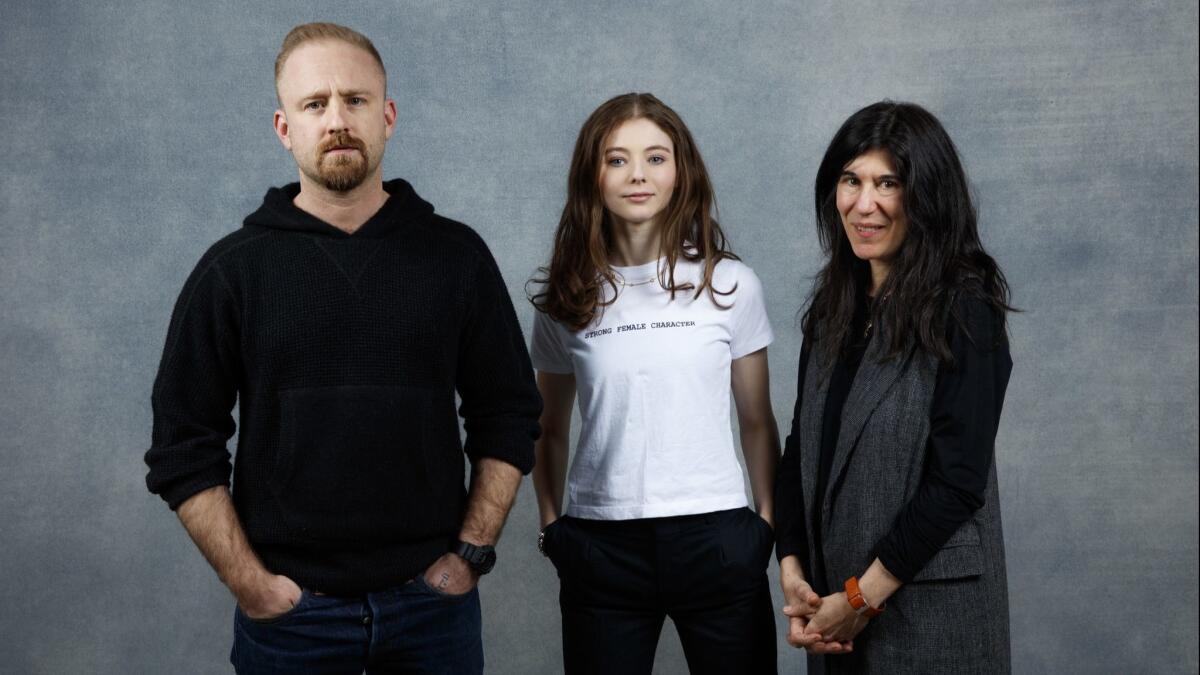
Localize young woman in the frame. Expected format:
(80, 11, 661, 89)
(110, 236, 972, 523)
(774, 101, 1014, 674)
(529, 92, 779, 674)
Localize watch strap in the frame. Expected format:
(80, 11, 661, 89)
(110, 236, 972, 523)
(453, 540, 496, 575)
(844, 576, 884, 618)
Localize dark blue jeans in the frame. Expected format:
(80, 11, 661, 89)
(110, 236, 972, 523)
(230, 576, 482, 674)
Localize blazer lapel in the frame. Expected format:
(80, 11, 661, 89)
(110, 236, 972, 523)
(821, 333, 916, 529)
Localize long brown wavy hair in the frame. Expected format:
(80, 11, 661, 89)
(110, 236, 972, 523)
(530, 93, 738, 331)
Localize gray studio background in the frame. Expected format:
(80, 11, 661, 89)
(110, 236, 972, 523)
(1, 1, 1197, 673)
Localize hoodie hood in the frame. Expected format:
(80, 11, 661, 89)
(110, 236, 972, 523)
(243, 179, 435, 239)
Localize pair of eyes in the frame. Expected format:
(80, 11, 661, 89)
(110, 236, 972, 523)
(606, 155, 669, 167)
(839, 176, 902, 194)
(303, 97, 367, 111)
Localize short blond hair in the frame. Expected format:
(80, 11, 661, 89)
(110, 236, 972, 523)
(274, 22, 386, 86)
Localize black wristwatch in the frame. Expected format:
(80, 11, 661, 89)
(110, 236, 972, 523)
(453, 540, 497, 575)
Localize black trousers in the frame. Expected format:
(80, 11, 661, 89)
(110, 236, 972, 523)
(542, 507, 777, 675)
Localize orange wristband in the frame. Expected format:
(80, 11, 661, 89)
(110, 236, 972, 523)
(844, 576, 884, 618)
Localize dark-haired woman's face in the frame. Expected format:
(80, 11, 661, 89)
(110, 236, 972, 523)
(837, 149, 908, 272)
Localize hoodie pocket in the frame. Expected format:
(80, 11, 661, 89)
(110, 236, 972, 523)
(272, 385, 455, 543)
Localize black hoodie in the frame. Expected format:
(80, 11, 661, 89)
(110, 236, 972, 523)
(146, 179, 541, 594)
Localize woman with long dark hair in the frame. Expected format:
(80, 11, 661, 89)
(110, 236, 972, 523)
(774, 101, 1014, 673)
(529, 92, 779, 673)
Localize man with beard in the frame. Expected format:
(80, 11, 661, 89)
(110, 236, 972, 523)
(144, 23, 541, 673)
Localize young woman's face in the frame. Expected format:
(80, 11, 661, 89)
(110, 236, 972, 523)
(599, 118, 677, 231)
(837, 149, 909, 268)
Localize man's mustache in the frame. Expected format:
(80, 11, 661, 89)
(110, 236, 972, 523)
(318, 132, 366, 154)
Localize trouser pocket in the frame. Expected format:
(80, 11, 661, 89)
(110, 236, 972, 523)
(412, 573, 479, 603)
(230, 592, 371, 674)
(717, 508, 774, 589)
(541, 516, 577, 574)
(236, 589, 313, 625)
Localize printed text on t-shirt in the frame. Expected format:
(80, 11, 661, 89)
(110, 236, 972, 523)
(583, 320, 697, 339)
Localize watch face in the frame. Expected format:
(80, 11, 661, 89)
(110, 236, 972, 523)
(476, 549, 497, 575)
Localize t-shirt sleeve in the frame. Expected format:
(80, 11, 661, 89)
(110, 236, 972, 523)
(530, 309, 574, 374)
(729, 264, 774, 359)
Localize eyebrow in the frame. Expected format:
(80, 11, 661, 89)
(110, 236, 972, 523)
(841, 170, 901, 181)
(299, 89, 372, 101)
(605, 145, 673, 154)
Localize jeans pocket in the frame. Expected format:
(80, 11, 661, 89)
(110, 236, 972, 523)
(413, 572, 477, 603)
(239, 589, 310, 625)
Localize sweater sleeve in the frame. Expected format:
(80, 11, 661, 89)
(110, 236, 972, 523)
(455, 243, 543, 474)
(874, 297, 1012, 582)
(144, 258, 240, 510)
(774, 342, 811, 572)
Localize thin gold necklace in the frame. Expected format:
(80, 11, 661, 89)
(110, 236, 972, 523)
(614, 270, 659, 287)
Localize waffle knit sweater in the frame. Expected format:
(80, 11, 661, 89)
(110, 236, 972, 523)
(145, 179, 541, 595)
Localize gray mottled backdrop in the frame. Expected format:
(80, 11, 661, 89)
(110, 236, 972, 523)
(1, 0, 1196, 673)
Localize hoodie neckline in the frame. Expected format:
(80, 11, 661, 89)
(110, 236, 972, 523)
(244, 179, 434, 239)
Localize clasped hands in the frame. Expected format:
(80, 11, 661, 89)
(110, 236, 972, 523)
(781, 576, 869, 655)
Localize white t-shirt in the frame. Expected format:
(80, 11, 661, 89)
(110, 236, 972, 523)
(530, 256, 774, 520)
